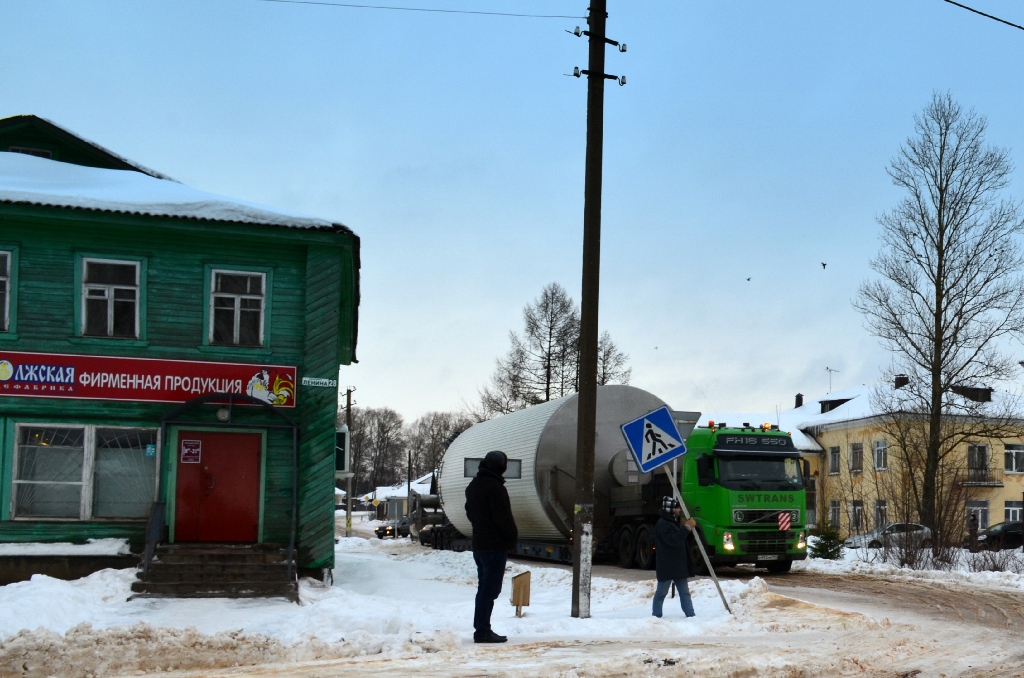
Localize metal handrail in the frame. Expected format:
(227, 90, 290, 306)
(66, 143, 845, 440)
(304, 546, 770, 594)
(141, 501, 166, 578)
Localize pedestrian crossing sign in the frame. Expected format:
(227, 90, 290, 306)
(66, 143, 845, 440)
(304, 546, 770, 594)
(620, 406, 688, 474)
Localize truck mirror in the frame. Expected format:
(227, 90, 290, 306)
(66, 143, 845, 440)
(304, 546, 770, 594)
(802, 459, 810, 485)
(696, 456, 715, 486)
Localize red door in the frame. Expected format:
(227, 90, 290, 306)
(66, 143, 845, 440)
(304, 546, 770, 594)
(174, 431, 261, 543)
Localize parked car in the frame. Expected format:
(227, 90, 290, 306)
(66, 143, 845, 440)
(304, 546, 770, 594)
(844, 522, 932, 549)
(963, 521, 1023, 551)
(375, 517, 410, 539)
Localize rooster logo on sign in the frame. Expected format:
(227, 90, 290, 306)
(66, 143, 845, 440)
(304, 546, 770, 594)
(246, 369, 295, 406)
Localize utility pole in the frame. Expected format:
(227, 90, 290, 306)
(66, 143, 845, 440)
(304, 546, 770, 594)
(571, 0, 625, 619)
(345, 387, 354, 538)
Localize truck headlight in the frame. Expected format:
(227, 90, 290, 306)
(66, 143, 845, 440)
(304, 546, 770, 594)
(797, 531, 806, 549)
(723, 531, 735, 551)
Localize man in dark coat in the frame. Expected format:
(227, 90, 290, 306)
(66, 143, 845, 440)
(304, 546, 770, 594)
(465, 450, 518, 643)
(652, 495, 696, 618)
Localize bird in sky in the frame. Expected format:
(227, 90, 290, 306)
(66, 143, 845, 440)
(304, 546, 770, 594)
(821, 262, 827, 269)
(746, 277, 751, 281)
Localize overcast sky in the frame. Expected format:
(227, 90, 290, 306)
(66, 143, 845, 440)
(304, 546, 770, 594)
(3, 1, 1024, 421)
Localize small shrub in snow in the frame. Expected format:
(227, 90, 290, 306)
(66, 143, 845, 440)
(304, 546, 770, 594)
(965, 547, 1024, 574)
(809, 525, 843, 560)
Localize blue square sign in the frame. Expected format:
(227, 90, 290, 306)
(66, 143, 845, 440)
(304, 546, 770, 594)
(620, 406, 687, 473)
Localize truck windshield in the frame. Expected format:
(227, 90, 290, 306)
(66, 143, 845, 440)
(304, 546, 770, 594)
(716, 455, 803, 491)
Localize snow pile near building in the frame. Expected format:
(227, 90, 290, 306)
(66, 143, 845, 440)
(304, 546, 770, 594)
(0, 538, 130, 556)
(0, 537, 766, 676)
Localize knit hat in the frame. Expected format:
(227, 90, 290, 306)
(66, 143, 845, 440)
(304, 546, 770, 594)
(480, 450, 508, 475)
(662, 496, 680, 513)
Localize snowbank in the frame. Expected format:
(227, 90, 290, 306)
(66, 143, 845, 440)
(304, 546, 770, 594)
(797, 546, 1024, 590)
(0, 538, 130, 557)
(0, 537, 766, 676)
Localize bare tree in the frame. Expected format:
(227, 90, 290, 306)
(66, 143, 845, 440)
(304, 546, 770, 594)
(406, 411, 473, 476)
(480, 283, 631, 418)
(479, 338, 533, 417)
(854, 92, 1024, 540)
(597, 331, 631, 386)
(519, 282, 580, 402)
(349, 407, 406, 493)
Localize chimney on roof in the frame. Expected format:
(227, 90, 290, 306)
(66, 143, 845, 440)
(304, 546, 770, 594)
(795, 393, 804, 408)
(894, 374, 909, 389)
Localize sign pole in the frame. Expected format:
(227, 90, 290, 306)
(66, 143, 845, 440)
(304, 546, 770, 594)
(663, 465, 732, 614)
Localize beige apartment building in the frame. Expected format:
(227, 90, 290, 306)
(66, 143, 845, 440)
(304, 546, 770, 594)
(777, 387, 1024, 538)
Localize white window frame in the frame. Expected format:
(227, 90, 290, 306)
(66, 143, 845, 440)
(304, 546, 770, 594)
(849, 443, 864, 473)
(828, 500, 841, 528)
(874, 498, 887, 529)
(1005, 501, 1023, 523)
(828, 447, 840, 475)
(11, 423, 160, 521)
(81, 257, 140, 338)
(873, 440, 888, 471)
(850, 500, 864, 532)
(967, 500, 990, 530)
(1005, 444, 1024, 474)
(209, 269, 266, 347)
(0, 250, 10, 333)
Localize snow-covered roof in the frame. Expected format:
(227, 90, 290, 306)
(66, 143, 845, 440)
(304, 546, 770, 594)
(0, 151, 350, 232)
(790, 386, 876, 429)
(1, 114, 175, 181)
(363, 473, 434, 501)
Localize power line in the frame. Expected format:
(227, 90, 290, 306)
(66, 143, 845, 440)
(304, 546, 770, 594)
(249, 0, 583, 19)
(942, 0, 1024, 32)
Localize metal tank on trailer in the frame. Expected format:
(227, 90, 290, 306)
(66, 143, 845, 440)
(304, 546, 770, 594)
(436, 385, 693, 553)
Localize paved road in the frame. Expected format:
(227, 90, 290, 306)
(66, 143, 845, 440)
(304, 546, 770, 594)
(512, 555, 1024, 635)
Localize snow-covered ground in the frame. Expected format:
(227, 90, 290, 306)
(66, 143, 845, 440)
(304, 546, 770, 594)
(2, 538, 1023, 676)
(797, 542, 1024, 590)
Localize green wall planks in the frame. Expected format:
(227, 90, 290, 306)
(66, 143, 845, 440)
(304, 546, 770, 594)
(0, 205, 358, 572)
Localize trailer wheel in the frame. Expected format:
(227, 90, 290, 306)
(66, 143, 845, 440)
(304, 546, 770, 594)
(635, 526, 656, 570)
(618, 527, 636, 568)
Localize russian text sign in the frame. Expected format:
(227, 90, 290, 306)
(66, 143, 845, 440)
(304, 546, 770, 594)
(0, 350, 297, 407)
(180, 440, 202, 463)
(620, 406, 688, 473)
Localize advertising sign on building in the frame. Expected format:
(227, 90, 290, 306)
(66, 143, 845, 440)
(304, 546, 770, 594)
(0, 350, 297, 407)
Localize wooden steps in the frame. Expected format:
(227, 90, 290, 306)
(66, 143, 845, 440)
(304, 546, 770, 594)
(131, 543, 298, 602)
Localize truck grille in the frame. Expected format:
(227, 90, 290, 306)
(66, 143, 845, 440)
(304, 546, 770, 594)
(738, 530, 795, 553)
(733, 509, 799, 525)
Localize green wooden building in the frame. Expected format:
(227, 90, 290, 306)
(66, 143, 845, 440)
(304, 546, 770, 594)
(0, 115, 359, 581)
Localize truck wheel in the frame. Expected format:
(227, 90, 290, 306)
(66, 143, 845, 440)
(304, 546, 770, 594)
(618, 527, 636, 569)
(765, 560, 792, 574)
(635, 526, 656, 570)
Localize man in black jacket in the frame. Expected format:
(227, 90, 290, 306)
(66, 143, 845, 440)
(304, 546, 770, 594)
(652, 496, 696, 618)
(465, 450, 518, 643)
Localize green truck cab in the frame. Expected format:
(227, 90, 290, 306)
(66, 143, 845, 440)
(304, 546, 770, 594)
(680, 423, 808, 574)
